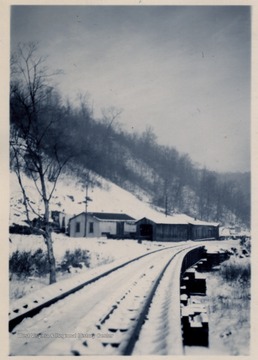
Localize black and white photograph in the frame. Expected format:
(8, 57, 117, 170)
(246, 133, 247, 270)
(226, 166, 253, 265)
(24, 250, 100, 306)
(1, 1, 254, 357)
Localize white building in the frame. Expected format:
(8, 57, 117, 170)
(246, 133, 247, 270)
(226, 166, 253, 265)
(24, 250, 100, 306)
(69, 212, 136, 238)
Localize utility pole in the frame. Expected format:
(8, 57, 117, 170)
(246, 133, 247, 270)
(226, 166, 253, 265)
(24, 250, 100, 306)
(84, 183, 88, 237)
(165, 194, 168, 217)
(164, 179, 168, 217)
(84, 177, 92, 237)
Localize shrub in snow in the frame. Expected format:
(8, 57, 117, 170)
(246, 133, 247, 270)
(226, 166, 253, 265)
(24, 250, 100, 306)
(32, 249, 50, 276)
(219, 257, 250, 286)
(9, 250, 31, 278)
(59, 249, 90, 272)
(9, 249, 49, 278)
(240, 237, 251, 254)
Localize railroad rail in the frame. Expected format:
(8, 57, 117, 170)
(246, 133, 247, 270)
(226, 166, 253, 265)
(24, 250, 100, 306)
(10, 244, 205, 355)
(9, 243, 187, 332)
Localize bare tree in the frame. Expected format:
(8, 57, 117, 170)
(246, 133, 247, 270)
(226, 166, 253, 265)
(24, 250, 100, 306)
(10, 42, 69, 284)
(101, 106, 123, 132)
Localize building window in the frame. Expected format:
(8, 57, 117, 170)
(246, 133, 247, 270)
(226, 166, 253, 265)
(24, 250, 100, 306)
(89, 222, 94, 233)
(76, 222, 80, 233)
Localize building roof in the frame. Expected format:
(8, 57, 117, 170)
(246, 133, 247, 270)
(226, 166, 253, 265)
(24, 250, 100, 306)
(136, 213, 219, 226)
(69, 212, 135, 222)
(92, 212, 135, 221)
(136, 214, 189, 225)
(175, 214, 219, 227)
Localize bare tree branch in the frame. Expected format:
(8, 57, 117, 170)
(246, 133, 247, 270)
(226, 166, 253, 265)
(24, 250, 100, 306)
(9, 42, 66, 284)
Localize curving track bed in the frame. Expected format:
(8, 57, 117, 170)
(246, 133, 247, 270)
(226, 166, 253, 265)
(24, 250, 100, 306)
(10, 243, 201, 355)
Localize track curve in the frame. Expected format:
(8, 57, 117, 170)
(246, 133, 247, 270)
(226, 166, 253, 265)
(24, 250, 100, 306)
(10, 244, 202, 355)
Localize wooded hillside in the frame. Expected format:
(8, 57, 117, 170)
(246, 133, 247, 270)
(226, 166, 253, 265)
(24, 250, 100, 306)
(10, 43, 250, 230)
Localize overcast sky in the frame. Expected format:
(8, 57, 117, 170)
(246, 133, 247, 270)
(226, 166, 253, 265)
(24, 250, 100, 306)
(11, 5, 251, 173)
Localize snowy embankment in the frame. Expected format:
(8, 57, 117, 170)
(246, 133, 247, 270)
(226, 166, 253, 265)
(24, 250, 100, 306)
(9, 233, 178, 302)
(9, 234, 237, 304)
(9, 233, 172, 267)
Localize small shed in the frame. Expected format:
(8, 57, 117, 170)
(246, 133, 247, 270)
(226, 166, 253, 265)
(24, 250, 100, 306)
(69, 212, 136, 238)
(50, 210, 68, 233)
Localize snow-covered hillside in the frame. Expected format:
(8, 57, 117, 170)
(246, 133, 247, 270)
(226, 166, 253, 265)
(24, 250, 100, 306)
(10, 170, 178, 227)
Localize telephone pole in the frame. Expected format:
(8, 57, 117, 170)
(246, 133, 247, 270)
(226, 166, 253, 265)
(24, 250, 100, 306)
(84, 177, 92, 237)
(84, 183, 88, 237)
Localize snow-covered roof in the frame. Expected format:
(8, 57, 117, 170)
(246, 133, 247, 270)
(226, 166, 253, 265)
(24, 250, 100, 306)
(69, 212, 135, 222)
(136, 213, 219, 226)
(172, 213, 219, 226)
(190, 219, 219, 226)
(137, 213, 188, 225)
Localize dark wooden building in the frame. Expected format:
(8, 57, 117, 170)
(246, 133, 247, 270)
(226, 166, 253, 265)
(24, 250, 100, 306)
(136, 214, 219, 242)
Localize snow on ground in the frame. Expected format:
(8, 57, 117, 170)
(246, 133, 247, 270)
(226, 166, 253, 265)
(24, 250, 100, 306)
(9, 232, 249, 355)
(203, 239, 241, 252)
(9, 231, 240, 304)
(9, 232, 177, 302)
(9, 233, 171, 265)
(10, 239, 247, 355)
(9, 235, 239, 310)
(184, 270, 250, 356)
(10, 247, 188, 356)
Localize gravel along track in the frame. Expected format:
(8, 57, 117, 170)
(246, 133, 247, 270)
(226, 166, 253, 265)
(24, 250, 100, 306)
(10, 244, 199, 355)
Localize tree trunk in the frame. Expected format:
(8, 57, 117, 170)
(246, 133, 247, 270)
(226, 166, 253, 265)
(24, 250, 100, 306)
(44, 226, 56, 284)
(39, 163, 57, 284)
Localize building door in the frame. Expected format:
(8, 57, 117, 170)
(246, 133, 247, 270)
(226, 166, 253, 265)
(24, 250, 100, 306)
(139, 224, 153, 240)
(116, 222, 124, 238)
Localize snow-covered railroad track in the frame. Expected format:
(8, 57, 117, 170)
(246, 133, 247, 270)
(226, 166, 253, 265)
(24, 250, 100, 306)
(9, 244, 183, 332)
(10, 244, 202, 355)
